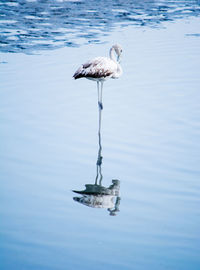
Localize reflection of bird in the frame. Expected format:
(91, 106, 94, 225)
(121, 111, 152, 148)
(73, 44, 123, 110)
(73, 180, 121, 216)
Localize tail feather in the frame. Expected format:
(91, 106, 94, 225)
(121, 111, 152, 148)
(73, 66, 84, 79)
(73, 73, 84, 80)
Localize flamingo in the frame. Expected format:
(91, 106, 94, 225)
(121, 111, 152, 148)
(73, 44, 123, 111)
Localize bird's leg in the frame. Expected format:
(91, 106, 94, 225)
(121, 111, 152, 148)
(97, 81, 103, 110)
(99, 81, 103, 110)
(97, 81, 100, 109)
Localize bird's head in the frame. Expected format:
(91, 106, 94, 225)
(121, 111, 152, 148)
(112, 44, 122, 62)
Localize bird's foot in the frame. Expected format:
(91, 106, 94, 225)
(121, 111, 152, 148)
(98, 102, 103, 110)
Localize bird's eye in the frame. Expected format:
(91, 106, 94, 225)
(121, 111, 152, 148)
(120, 49, 122, 53)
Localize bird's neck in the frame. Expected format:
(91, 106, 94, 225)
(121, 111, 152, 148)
(109, 47, 117, 62)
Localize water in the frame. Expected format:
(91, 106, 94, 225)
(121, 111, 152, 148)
(1, 0, 200, 53)
(1, 1, 200, 270)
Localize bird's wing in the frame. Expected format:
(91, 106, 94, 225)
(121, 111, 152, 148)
(73, 57, 117, 79)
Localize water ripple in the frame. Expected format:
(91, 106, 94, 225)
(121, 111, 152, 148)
(0, 0, 200, 53)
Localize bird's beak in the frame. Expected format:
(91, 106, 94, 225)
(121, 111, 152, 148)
(117, 55, 121, 63)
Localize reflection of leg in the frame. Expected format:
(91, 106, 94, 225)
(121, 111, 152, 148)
(95, 137, 103, 185)
(99, 165, 103, 186)
(98, 104, 102, 135)
(95, 164, 99, 185)
(95, 164, 103, 186)
(95, 82, 103, 185)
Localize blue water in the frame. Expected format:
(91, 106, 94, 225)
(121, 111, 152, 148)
(1, 0, 200, 53)
(1, 1, 200, 270)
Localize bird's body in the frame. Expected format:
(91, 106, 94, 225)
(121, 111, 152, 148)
(73, 56, 122, 81)
(73, 44, 122, 111)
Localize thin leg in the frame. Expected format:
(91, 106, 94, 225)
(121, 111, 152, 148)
(97, 81, 103, 110)
(99, 81, 103, 110)
(97, 81, 100, 106)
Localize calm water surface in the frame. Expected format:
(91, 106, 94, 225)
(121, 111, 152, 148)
(1, 1, 200, 270)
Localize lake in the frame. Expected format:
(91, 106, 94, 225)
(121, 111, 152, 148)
(0, 1, 200, 269)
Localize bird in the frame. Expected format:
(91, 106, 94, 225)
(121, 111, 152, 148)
(73, 44, 123, 110)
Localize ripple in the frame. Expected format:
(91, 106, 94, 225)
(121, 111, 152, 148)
(0, 0, 200, 53)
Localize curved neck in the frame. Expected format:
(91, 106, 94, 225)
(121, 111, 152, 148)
(109, 47, 117, 62)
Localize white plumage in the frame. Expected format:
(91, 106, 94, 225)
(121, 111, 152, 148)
(73, 44, 123, 110)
